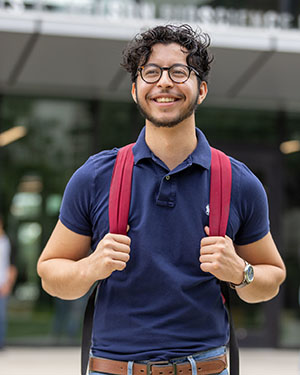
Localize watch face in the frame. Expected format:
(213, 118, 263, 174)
(245, 265, 254, 283)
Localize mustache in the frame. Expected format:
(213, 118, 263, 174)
(146, 90, 185, 101)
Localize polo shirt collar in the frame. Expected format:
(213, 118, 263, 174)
(132, 126, 211, 170)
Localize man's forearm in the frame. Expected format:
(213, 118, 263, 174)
(38, 257, 95, 300)
(236, 264, 286, 303)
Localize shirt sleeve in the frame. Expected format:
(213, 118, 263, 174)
(234, 163, 270, 246)
(59, 158, 94, 236)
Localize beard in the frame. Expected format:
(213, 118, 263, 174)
(135, 90, 199, 128)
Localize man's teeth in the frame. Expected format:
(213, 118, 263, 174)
(155, 97, 176, 103)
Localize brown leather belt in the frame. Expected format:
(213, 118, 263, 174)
(89, 354, 227, 375)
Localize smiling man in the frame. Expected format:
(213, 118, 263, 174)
(132, 43, 204, 129)
(37, 25, 286, 375)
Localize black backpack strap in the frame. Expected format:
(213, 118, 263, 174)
(81, 283, 98, 375)
(221, 282, 240, 375)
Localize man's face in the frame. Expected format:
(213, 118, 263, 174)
(131, 43, 207, 128)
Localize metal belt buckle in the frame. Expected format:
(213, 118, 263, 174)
(146, 361, 176, 375)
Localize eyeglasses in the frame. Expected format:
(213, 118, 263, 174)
(137, 64, 200, 84)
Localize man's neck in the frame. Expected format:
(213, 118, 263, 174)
(145, 120, 198, 171)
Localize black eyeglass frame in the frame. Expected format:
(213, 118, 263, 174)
(137, 63, 201, 84)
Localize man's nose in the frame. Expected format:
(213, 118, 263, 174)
(157, 70, 173, 87)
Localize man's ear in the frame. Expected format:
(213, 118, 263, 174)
(131, 82, 137, 103)
(197, 81, 208, 105)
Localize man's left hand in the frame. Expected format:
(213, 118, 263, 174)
(199, 226, 245, 284)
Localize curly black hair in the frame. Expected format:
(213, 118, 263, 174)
(121, 24, 213, 83)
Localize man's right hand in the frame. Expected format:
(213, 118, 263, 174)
(87, 233, 131, 281)
(37, 221, 131, 300)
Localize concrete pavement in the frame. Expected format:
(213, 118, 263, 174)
(0, 347, 299, 375)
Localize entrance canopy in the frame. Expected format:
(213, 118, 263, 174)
(1, 10, 300, 112)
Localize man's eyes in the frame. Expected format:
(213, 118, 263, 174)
(144, 69, 160, 76)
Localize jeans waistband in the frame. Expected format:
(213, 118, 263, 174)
(137, 346, 226, 364)
(89, 346, 227, 375)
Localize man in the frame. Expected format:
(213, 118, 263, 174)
(0, 213, 17, 349)
(37, 24, 286, 374)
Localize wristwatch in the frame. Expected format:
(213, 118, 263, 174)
(229, 260, 254, 289)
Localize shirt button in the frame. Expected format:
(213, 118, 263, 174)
(165, 175, 171, 181)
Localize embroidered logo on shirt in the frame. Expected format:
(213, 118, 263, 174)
(205, 204, 210, 216)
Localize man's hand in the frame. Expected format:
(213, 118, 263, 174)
(0, 265, 17, 297)
(0, 283, 11, 297)
(199, 226, 244, 284)
(37, 220, 132, 299)
(86, 233, 131, 281)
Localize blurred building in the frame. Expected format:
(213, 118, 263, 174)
(0, 0, 300, 348)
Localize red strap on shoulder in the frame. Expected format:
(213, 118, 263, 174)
(109, 143, 135, 235)
(209, 147, 232, 237)
(109, 144, 231, 237)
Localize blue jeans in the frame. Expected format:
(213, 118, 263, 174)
(89, 346, 228, 375)
(0, 296, 7, 348)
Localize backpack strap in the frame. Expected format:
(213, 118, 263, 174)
(109, 143, 135, 235)
(81, 285, 98, 375)
(209, 147, 232, 237)
(81, 143, 135, 375)
(209, 147, 239, 375)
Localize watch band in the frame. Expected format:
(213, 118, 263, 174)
(229, 260, 254, 289)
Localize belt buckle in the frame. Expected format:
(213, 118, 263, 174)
(146, 361, 177, 375)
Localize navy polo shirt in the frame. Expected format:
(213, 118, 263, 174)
(59, 127, 269, 361)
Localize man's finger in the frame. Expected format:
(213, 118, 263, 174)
(112, 250, 130, 263)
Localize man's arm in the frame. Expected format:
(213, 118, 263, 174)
(234, 232, 286, 303)
(37, 220, 131, 300)
(200, 228, 286, 303)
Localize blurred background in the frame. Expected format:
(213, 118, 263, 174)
(0, 0, 300, 350)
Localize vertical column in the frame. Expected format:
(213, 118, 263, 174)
(263, 110, 286, 347)
(278, 0, 293, 12)
(90, 99, 102, 153)
(278, 0, 298, 27)
(130, 102, 142, 141)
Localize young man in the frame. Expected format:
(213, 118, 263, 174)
(37, 25, 286, 374)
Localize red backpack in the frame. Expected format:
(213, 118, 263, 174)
(81, 144, 239, 375)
